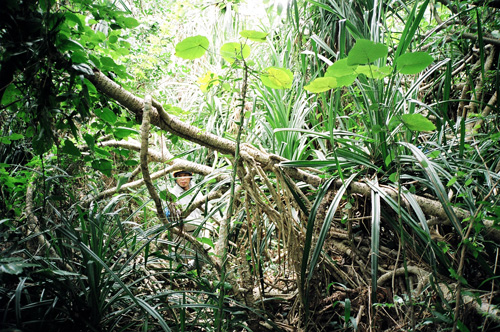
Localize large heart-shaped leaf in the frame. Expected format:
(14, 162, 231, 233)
(95, 107, 117, 124)
(356, 65, 392, 79)
(175, 35, 209, 60)
(304, 77, 338, 93)
(240, 30, 268, 42)
(401, 114, 436, 131)
(220, 42, 250, 63)
(347, 39, 388, 66)
(62, 139, 81, 157)
(325, 58, 357, 77)
(396, 52, 434, 74)
(260, 67, 293, 89)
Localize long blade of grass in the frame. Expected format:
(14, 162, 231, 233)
(299, 176, 336, 323)
(307, 172, 358, 283)
(58, 226, 172, 331)
(394, 0, 430, 60)
(400, 142, 463, 237)
(367, 177, 381, 303)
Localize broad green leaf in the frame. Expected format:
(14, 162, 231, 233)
(117, 16, 140, 29)
(114, 127, 138, 139)
(95, 107, 117, 124)
(260, 67, 293, 89)
(304, 77, 337, 93)
(9, 133, 23, 140)
(62, 139, 81, 157)
(401, 114, 436, 131)
(356, 65, 392, 79)
(197, 71, 219, 92)
(198, 237, 214, 248)
(389, 172, 398, 182)
(33, 128, 53, 155)
(396, 52, 434, 74)
(64, 12, 84, 30)
(447, 177, 457, 187)
(101, 56, 119, 70)
(175, 35, 209, 60)
(108, 35, 118, 43)
(59, 38, 85, 52)
(92, 159, 113, 176)
(336, 74, 357, 87)
(83, 133, 95, 151)
(239, 30, 268, 42)
(115, 174, 130, 191)
(71, 50, 87, 64)
(95, 147, 111, 157)
(325, 58, 357, 77)
(0, 137, 11, 144)
(115, 47, 130, 56)
(124, 160, 138, 166)
(347, 39, 388, 66)
(89, 54, 100, 67)
(220, 42, 250, 63)
(428, 150, 440, 158)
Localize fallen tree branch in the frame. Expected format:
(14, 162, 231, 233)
(83, 67, 500, 241)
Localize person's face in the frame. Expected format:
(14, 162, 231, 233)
(175, 173, 191, 190)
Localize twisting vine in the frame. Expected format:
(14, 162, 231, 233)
(216, 59, 249, 331)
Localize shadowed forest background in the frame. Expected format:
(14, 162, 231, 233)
(1, 0, 500, 331)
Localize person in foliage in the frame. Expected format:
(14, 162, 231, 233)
(169, 170, 210, 237)
(167, 170, 213, 270)
(168, 170, 214, 269)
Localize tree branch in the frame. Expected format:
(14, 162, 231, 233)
(140, 95, 168, 224)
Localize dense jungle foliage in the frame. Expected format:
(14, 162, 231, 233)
(1, 0, 500, 331)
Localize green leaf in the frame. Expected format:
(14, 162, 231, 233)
(71, 50, 87, 64)
(396, 52, 434, 74)
(347, 39, 388, 66)
(95, 107, 117, 124)
(65, 12, 84, 30)
(33, 128, 53, 155)
(336, 74, 357, 86)
(304, 77, 337, 93)
(124, 160, 138, 166)
(115, 174, 130, 191)
(325, 58, 357, 77)
(260, 67, 293, 89)
(220, 42, 250, 63)
(59, 38, 85, 52)
(389, 172, 398, 182)
(114, 127, 138, 139)
(100, 56, 119, 70)
(62, 139, 81, 156)
(95, 147, 111, 157)
(9, 133, 23, 140)
(83, 133, 95, 151)
(356, 65, 392, 79)
(108, 35, 118, 43)
(175, 35, 209, 60)
(239, 30, 268, 42)
(117, 16, 140, 29)
(0, 137, 11, 144)
(447, 177, 457, 187)
(92, 159, 113, 176)
(401, 114, 436, 132)
(198, 237, 214, 248)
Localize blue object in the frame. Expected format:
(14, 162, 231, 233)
(164, 206, 171, 221)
